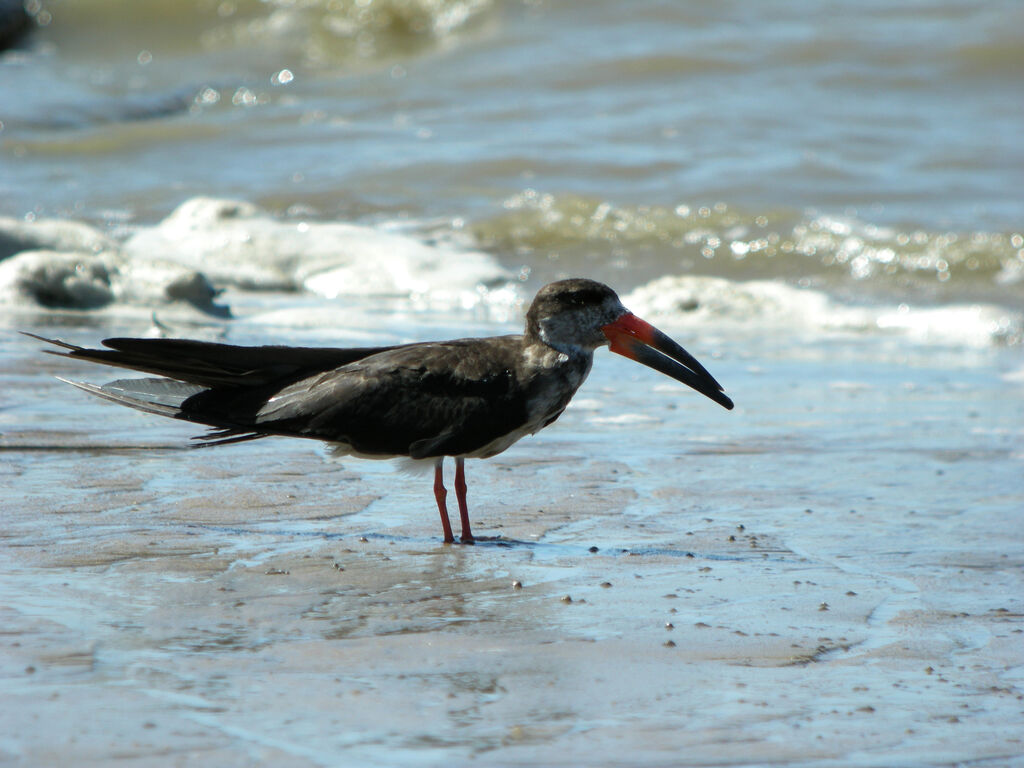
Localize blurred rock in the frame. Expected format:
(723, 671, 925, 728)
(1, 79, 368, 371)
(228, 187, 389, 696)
(0, 249, 228, 315)
(0, 0, 30, 51)
(0, 216, 118, 261)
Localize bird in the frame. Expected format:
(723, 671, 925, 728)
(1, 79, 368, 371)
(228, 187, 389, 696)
(28, 278, 733, 544)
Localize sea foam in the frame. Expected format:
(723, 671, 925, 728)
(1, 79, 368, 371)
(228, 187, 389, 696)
(625, 275, 1022, 348)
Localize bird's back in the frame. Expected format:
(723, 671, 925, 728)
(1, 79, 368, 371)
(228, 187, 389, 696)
(245, 335, 539, 458)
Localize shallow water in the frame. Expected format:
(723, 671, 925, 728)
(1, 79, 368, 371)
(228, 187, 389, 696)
(3, 304, 1023, 766)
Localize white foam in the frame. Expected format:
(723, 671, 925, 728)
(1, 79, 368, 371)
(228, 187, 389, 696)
(566, 398, 603, 411)
(0, 215, 117, 260)
(873, 303, 1024, 347)
(589, 412, 660, 426)
(124, 198, 514, 306)
(1002, 365, 1024, 383)
(625, 275, 1023, 348)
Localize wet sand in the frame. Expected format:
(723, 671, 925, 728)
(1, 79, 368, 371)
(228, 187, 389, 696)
(2, 320, 1023, 767)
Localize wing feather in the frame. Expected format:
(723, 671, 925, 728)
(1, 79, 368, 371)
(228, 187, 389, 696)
(247, 339, 530, 457)
(26, 333, 397, 388)
(33, 333, 540, 458)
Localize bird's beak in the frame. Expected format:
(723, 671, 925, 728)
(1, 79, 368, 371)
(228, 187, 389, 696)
(601, 313, 734, 410)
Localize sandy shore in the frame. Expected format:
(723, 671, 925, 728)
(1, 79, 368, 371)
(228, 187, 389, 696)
(2, 319, 1023, 767)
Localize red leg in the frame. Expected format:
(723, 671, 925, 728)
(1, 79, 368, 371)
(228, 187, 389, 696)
(454, 457, 474, 544)
(433, 458, 454, 544)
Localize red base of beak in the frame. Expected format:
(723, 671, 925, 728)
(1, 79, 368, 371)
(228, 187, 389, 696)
(602, 313, 734, 410)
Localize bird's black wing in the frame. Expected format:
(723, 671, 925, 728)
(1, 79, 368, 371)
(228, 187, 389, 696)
(230, 337, 532, 458)
(32, 333, 537, 458)
(27, 333, 398, 388)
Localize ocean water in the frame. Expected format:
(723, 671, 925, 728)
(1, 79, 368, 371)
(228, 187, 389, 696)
(1, 0, 1022, 310)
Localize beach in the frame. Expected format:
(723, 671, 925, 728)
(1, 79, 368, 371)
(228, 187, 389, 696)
(4, 299, 1022, 765)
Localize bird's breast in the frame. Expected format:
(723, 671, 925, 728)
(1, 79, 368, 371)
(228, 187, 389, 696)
(462, 345, 593, 460)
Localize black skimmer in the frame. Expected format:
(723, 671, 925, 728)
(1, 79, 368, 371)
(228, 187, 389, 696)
(30, 278, 733, 544)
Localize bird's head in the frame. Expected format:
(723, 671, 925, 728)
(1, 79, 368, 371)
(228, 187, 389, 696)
(527, 279, 627, 352)
(527, 278, 734, 410)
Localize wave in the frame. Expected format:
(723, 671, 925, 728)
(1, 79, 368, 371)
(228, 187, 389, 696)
(202, 0, 494, 68)
(468, 191, 1024, 308)
(0, 197, 512, 318)
(624, 276, 1022, 350)
(3, 195, 1020, 349)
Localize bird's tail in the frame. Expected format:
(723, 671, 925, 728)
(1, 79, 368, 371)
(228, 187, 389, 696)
(57, 376, 204, 418)
(54, 375, 265, 446)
